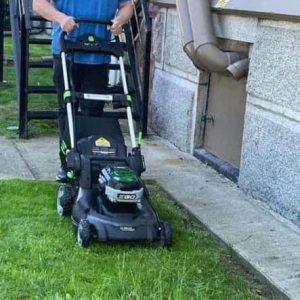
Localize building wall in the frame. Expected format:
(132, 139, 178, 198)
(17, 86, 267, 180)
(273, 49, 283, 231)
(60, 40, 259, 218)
(238, 20, 300, 226)
(150, 7, 199, 153)
(150, 5, 300, 226)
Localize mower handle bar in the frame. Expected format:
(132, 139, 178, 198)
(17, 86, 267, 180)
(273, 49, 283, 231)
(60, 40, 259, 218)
(73, 18, 113, 26)
(60, 18, 120, 44)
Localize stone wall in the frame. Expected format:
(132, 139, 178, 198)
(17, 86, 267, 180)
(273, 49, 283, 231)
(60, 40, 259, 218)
(238, 20, 300, 226)
(150, 6, 300, 226)
(150, 7, 199, 153)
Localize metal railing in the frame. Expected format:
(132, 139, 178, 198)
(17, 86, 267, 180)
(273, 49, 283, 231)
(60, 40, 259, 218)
(9, 0, 152, 138)
(129, 0, 152, 136)
(0, 0, 4, 82)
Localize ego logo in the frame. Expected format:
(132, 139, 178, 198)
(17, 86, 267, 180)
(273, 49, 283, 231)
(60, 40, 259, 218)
(118, 194, 136, 201)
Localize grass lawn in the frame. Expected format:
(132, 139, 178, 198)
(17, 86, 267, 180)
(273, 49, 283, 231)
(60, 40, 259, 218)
(0, 179, 273, 300)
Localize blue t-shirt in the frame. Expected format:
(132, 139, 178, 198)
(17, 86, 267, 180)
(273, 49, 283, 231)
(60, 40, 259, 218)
(52, 0, 128, 64)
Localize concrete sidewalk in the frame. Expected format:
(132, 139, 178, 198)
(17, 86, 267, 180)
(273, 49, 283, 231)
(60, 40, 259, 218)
(0, 135, 299, 300)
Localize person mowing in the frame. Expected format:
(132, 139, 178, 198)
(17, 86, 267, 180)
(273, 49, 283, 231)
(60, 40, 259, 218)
(33, 0, 133, 181)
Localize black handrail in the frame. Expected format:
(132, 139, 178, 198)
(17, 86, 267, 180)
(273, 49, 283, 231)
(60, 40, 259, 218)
(0, 0, 4, 82)
(9, 0, 21, 96)
(129, 0, 152, 136)
(140, 0, 152, 136)
(10, 0, 152, 138)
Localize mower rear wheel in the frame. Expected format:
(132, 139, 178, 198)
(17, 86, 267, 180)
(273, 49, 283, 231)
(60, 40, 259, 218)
(77, 219, 91, 248)
(56, 183, 73, 216)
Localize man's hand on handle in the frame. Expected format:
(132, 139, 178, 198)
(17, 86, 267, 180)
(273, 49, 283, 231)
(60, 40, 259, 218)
(109, 1, 134, 36)
(108, 19, 123, 36)
(60, 15, 79, 33)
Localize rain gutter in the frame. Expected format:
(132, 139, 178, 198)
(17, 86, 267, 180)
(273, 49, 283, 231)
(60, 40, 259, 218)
(176, 0, 249, 80)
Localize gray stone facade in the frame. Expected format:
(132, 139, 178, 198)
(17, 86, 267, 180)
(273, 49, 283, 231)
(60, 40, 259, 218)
(239, 21, 300, 226)
(239, 102, 300, 225)
(150, 4, 300, 226)
(151, 69, 196, 152)
(150, 7, 198, 153)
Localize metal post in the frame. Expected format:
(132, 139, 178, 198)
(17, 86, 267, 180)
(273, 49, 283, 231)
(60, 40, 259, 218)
(0, 0, 4, 82)
(141, 0, 152, 137)
(19, 14, 29, 138)
(9, 0, 21, 96)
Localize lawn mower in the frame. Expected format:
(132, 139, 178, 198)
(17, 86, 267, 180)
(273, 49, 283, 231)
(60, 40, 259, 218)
(56, 19, 172, 248)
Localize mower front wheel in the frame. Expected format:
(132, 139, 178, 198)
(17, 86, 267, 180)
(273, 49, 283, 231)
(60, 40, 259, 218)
(56, 183, 74, 216)
(77, 219, 91, 248)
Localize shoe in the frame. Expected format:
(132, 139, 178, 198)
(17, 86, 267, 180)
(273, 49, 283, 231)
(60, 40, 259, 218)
(56, 167, 67, 182)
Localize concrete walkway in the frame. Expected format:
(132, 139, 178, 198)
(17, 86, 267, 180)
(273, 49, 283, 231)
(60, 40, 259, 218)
(0, 134, 299, 300)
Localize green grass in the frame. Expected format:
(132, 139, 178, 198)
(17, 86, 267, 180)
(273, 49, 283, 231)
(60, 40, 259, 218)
(0, 179, 273, 300)
(0, 37, 57, 138)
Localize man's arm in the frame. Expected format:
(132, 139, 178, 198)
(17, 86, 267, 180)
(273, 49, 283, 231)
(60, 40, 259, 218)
(32, 0, 78, 32)
(110, 1, 134, 35)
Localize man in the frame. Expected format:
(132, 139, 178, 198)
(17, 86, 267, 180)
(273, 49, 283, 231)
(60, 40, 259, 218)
(32, 0, 133, 181)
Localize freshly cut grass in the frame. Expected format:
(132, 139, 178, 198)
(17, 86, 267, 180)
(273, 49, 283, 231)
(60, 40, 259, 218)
(0, 180, 272, 300)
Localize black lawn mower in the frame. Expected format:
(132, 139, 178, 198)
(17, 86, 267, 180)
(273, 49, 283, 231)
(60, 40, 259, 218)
(56, 19, 172, 248)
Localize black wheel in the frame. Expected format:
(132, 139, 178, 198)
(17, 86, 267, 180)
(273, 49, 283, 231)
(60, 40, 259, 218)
(71, 217, 78, 232)
(56, 183, 74, 216)
(77, 219, 91, 248)
(159, 221, 172, 248)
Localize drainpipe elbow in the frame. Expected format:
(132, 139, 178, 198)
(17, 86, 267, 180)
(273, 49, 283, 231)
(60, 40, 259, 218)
(177, 0, 249, 79)
(195, 44, 246, 74)
(184, 42, 209, 71)
(226, 58, 250, 80)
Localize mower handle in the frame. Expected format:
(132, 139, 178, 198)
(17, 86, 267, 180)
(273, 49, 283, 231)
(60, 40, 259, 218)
(60, 18, 120, 44)
(73, 18, 113, 26)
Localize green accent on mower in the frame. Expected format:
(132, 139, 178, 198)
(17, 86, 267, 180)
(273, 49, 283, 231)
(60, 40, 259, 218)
(138, 131, 143, 145)
(111, 168, 138, 183)
(99, 166, 144, 203)
(100, 166, 141, 186)
(88, 35, 95, 42)
(63, 90, 71, 100)
(60, 140, 68, 154)
(67, 170, 76, 180)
